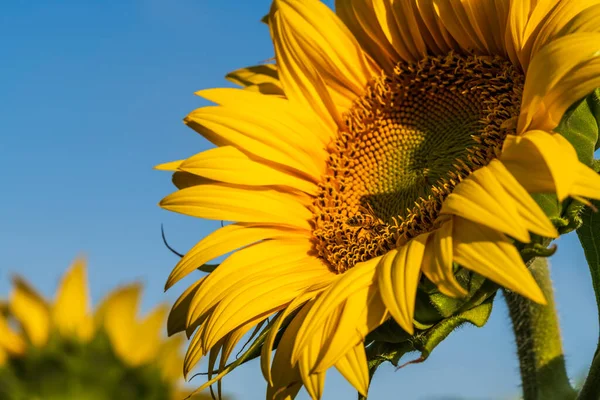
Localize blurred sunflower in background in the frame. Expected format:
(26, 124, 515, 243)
(158, 0, 600, 398)
(0, 258, 213, 400)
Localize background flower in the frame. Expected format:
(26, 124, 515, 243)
(0, 258, 214, 400)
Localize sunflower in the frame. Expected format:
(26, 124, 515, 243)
(158, 0, 600, 398)
(0, 258, 212, 400)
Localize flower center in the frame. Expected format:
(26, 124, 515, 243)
(311, 53, 524, 273)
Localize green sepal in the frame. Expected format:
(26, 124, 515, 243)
(363, 299, 493, 392)
(554, 89, 600, 166)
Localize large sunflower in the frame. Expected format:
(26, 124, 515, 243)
(0, 258, 211, 400)
(158, 0, 600, 398)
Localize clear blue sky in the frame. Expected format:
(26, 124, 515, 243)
(0, 1, 597, 399)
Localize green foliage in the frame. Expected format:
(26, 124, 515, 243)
(576, 199, 600, 399)
(0, 332, 171, 400)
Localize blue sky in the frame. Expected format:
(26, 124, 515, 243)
(0, 1, 597, 399)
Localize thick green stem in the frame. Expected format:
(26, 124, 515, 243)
(504, 258, 576, 400)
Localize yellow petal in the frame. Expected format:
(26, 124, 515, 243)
(261, 285, 327, 386)
(572, 162, 600, 199)
(434, 0, 490, 54)
(0, 315, 26, 355)
(371, 0, 426, 62)
(225, 64, 285, 95)
(532, 57, 600, 132)
(185, 106, 325, 179)
(377, 234, 428, 334)
(530, 1, 600, 57)
(518, 32, 600, 132)
(53, 258, 91, 340)
(184, 321, 208, 377)
(413, 0, 459, 54)
(95, 284, 140, 364)
(507, 0, 560, 69)
(196, 88, 333, 145)
(159, 184, 312, 230)
(267, 303, 312, 400)
(200, 258, 334, 353)
(440, 165, 531, 243)
(311, 284, 387, 372)
(186, 238, 317, 332)
(167, 278, 204, 335)
(165, 223, 306, 289)
(501, 130, 579, 201)
(154, 159, 183, 171)
(127, 305, 168, 366)
(179, 146, 318, 195)
(335, 344, 369, 398)
(335, 0, 398, 71)
(292, 256, 381, 362)
(421, 219, 467, 298)
(487, 159, 558, 238)
(171, 171, 209, 190)
(273, 0, 377, 110)
(197, 319, 259, 398)
(10, 276, 50, 347)
(453, 216, 546, 304)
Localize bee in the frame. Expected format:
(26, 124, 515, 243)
(345, 205, 387, 239)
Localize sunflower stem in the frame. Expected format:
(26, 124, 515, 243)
(504, 258, 576, 400)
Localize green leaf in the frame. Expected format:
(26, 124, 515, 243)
(575, 200, 600, 399)
(576, 201, 600, 328)
(554, 89, 600, 166)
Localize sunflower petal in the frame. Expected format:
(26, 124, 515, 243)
(127, 305, 168, 366)
(10, 276, 50, 347)
(434, 0, 489, 54)
(274, 0, 377, 108)
(440, 165, 531, 243)
(261, 285, 327, 386)
(52, 258, 92, 340)
(421, 219, 467, 298)
(377, 234, 428, 334)
(530, 1, 600, 57)
(487, 159, 558, 238)
(335, 344, 369, 398)
(335, 0, 398, 71)
(311, 284, 388, 372)
(201, 259, 334, 353)
(225, 64, 285, 95)
(518, 32, 600, 132)
(267, 303, 312, 400)
(168, 278, 204, 336)
(501, 130, 581, 201)
(292, 256, 380, 361)
(413, 0, 459, 54)
(185, 106, 325, 179)
(160, 184, 312, 230)
(453, 216, 546, 304)
(154, 159, 183, 171)
(165, 223, 306, 289)
(186, 239, 318, 331)
(197, 88, 332, 145)
(95, 284, 140, 364)
(179, 146, 318, 195)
